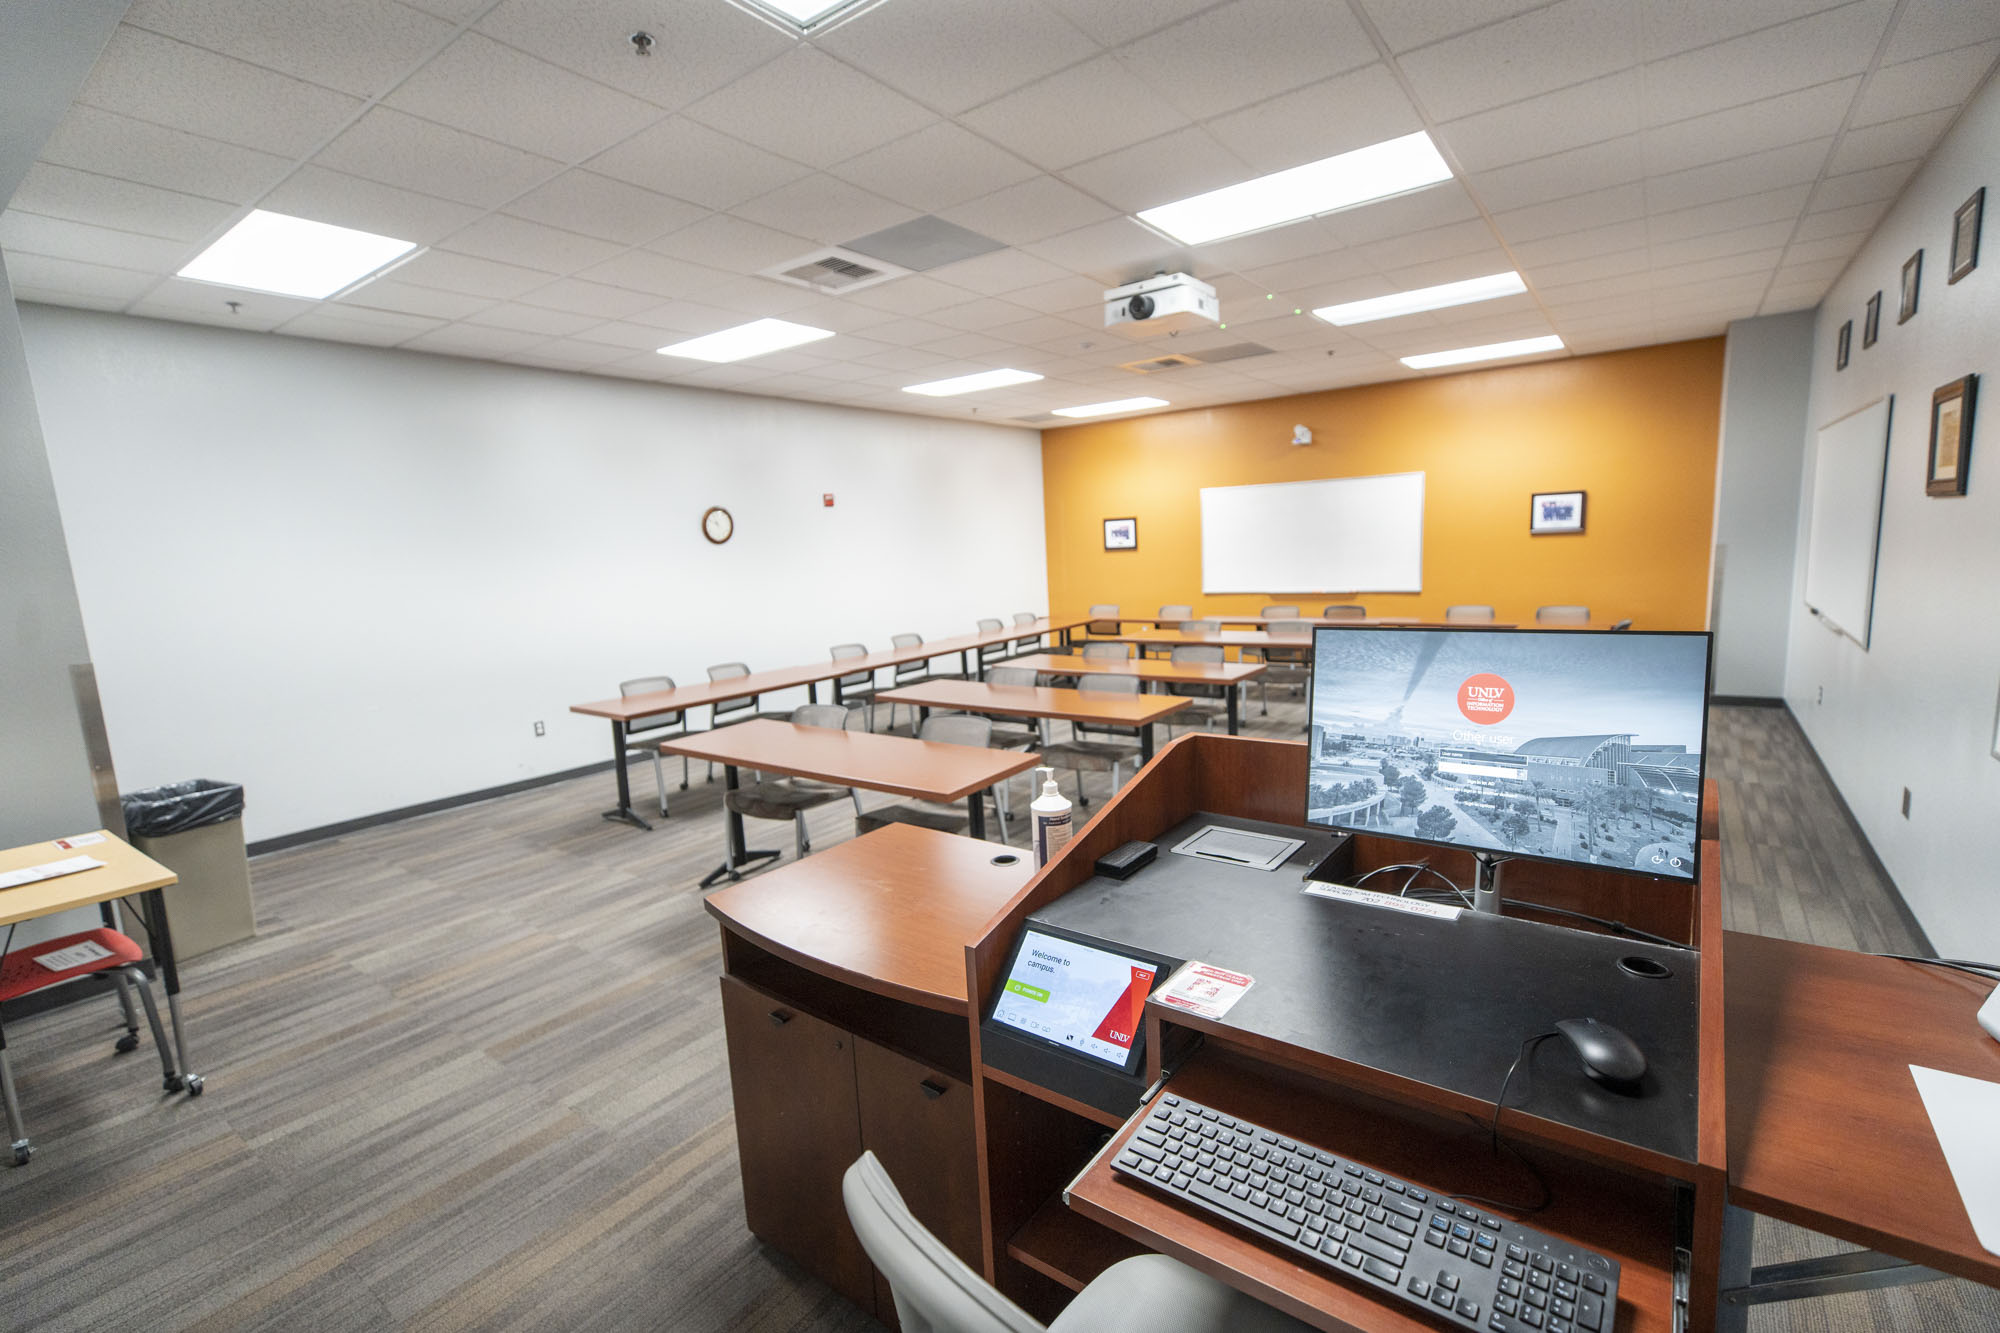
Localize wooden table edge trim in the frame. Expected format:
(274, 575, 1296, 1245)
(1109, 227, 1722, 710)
(658, 730, 1044, 804)
(874, 684, 1193, 725)
(0, 831, 178, 927)
(702, 900, 971, 1017)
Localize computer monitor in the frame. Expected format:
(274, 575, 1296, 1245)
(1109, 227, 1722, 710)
(1307, 627, 1711, 894)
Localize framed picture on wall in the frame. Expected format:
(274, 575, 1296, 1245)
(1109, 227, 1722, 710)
(1103, 516, 1138, 550)
(1927, 375, 1977, 497)
(1836, 320, 1852, 370)
(1863, 291, 1882, 347)
(1992, 679, 2000, 762)
(1529, 490, 1586, 535)
(1951, 187, 1984, 284)
(1900, 250, 1923, 324)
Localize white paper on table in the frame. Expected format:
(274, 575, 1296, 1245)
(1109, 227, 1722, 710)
(0, 854, 105, 891)
(1155, 961, 1254, 1020)
(1302, 880, 1463, 921)
(34, 940, 115, 972)
(1910, 1064, 2000, 1257)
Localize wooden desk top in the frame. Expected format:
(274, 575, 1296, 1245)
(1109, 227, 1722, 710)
(1089, 628, 1316, 649)
(1010, 653, 1267, 684)
(705, 824, 1031, 1015)
(572, 618, 1086, 722)
(876, 680, 1191, 726)
(1079, 617, 1628, 635)
(1724, 931, 2000, 1286)
(0, 831, 177, 928)
(659, 718, 1040, 803)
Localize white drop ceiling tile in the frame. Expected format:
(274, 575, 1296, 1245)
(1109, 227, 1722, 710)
(76, 25, 366, 157)
(684, 48, 936, 170)
(403, 323, 551, 357)
(1063, 128, 1250, 215)
(761, 299, 899, 337)
(851, 345, 953, 373)
(1437, 71, 1643, 173)
(503, 339, 639, 370)
(122, 0, 456, 99)
(1020, 217, 1192, 285)
(1192, 219, 1345, 274)
(732, 175, 918, 247)
(1541, 294, 1635, 321)
(1038, 0, 1215, 47)
(6, 164, 237, 244)
(817, 0, 1098, 115)
(1644, 140, 1832, 214)
(1638, 79, 1860, 176)
(1509, 219, 1652, 266)
(1648, 220, 1798, 268)
(261, 166, 482, 246)
(439, 215, 626, 275)
(1851, 41, 2000, 126)
(1767, 255, 1850, 286)
(132, 277, 316, 329)
(392, 248, 555, 298)
(1646, 248, 1786, 290)
(989, 313, 1097, 346)
(1883, 0, 2000, 63)
(1399, 0, 1640, 123)
(339, 277, 493, 320)
(0, 212, 191, 272)
(1646, 185, 1813, 244)
(1522, 246, 1651, 289)
(1492, 182, 1646, 245)
(1006, 274, 1115, 314)
(847, 315, 958, 345)
(929, 248, 1075, 298)
(1825, 109, 1957, 176)
(1638, 0, 1855, 61)
(11, 288, 133, 313)
(1778, 231, 1867, 266)
(588, 117, 813, 211)
(1760, 282, 1832, 313)
(476, 0, 794, 109)
(1322, 183, 1482, 246)
(387, 34, 665, 164)
(400, 0, 487, 19)
(960, 55, 1191, 172)
(1119, 0, 1375, 121)
(670, 363, 772, 388)
(278, 306, 444, 345)
(802, 333, 899, 361)
(624, 297, 764, 334)
(462, 303, 603, 336)
(1792, 198, 1890, 241)
(1639, 2, 1894, 125)
(1202, 65, 1421, 176)
(574, 249, 734, 300)
(317, 107, 562, 209)
(1346, 218, 1502, 272)
(646, 212, 813, 272)
(1358, 0, 1557, 55)
(834, 276, 971, 318)
(924, 331, 1016, 360)
(0, 253, 159, 303)
(573, 319, 690, 350)
(35, 106, 291, 206)
(687, 274, 825, 317)
(1809, 161, 1919, 212)
(505, 172, 707, 247)
(1467, 136, 1645, 215)
(939, 176, 1119, 247)
(516, 277, 659, 319)
(830, 124, 1040, 216)
(926, 297, 1039, 333)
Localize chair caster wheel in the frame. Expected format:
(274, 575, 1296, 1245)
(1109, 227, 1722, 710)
(115, 1034, 140, 1054)
(11, 1140, 31, 1166)
(185, 1076, 204, 1096)
(165, 1074, 185, 1093)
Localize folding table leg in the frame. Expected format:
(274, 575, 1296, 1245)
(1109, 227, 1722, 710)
(125, 968, 176, 1088)
(0, 1021, 28, 1165)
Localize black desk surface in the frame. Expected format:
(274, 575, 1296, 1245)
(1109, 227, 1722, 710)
(1032, 812, 1700, 1163)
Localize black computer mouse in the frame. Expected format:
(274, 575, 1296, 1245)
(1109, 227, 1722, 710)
(1554, 1018, 1647, 1089)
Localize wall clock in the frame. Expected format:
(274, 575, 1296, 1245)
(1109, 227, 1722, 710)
(701, 505, 734, 544)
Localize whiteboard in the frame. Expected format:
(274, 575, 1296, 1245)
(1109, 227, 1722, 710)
(1201, 472, 1424, 594)
(1802, 396, 1892, 648)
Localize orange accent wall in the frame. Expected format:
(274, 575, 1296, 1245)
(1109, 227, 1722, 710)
(1041, 339, 1724, 630)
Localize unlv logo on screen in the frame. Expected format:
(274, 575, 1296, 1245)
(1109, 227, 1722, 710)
(1457, 673, 1515, 724)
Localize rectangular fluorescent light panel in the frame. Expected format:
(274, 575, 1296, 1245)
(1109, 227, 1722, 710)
(1138, 132, 1453, 246)
(1401, 335, 1565, 370)
(1051, 397, 1170, 418)
(658, 318, 835, 363)
(178, 210, 417, 299)
(1315, 272, 1526, 326)
(903, 368, 1044, 397)
(736, 0, 871, 29)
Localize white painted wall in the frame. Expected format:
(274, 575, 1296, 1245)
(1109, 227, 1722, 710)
(1711, 311, 1813, 698)
(20, 307, 1048, 844)
(1786, 70, 2000, 955)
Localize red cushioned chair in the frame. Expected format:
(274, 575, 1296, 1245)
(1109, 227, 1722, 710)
(0, 926, 175, 1166)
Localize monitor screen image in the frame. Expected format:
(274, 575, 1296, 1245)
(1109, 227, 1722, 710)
(1307, 628, 1711, 880)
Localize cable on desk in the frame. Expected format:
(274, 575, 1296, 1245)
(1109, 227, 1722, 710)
(1453, 1030, 1557, 1215)
(1498, 899, 1686, 951)
(1876, 953, 2000, 980)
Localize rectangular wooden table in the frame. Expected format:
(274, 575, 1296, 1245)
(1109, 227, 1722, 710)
(570, 616, 1084, 830)
(875, 679, 1192, 763)
(659, 718, 1041, 886)
(1009, 653, 1267, 734)
(1719, 931, 2000, 1324)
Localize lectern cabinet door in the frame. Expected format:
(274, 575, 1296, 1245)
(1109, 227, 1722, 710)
(717, 976, 873, 1312)
(854, 1038, 981, 1269)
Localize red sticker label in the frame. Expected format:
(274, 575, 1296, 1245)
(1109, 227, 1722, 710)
(1457, 673, 1515, 724)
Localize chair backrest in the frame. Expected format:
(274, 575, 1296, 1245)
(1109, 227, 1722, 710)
(1260, 604, 1299, 617)
(1169, 644, 1225, 698)
(1158, 603, 1193, 627)
(1012, 611, 1042, 650)
(1078, 673, 1141, 696)
(1082, 642, 1130, 660)
(1088, 604, 1118, 617)
(1087, 603, 1120, 635)
(1445, 605, 1495, 622)
(977, 618, 1004, 632)
(842, 1153, 1046, 1333)
(1013, 612, 1039, 626)
(920, 714, 993, 748)
(986, 666, 1037, 687)
(1610, 618, 1633, 631)
(1180, 618, 1220, 635)
(1321, 604, 1367, 619)
(1536, 604, 1591, 624)
(977, 618, 1008, 665)
(1265, 621, 1311, 664)
(830, 642, 874, 692)
(892, 632, 928, 683)
(706, 662, 757, 720)
(619, 676, 684, 736)
(792, 703, 850, 730)
(1269, 620, 1310, 634)
(1172, 645, 1224, 664)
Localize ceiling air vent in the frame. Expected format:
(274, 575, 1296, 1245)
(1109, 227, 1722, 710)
(1119, 352, 1201, 374)
(1191, 341, 1273, 363)
(762, 246, 909, 294)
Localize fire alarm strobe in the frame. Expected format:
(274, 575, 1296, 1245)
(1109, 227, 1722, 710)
(1103, 272, 1219, 337)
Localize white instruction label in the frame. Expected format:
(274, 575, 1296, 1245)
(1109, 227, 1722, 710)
(55, 832, 107, 850)
(0, 855, 106, 891)
(1155, 961, 1255, 1020)
(1302, 881, 1463, 921)
(34, 940, 115, 972)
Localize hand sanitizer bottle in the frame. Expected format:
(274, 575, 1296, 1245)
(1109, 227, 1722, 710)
(1031, 766, 1072, 868)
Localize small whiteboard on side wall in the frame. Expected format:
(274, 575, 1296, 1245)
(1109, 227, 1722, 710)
(1200, 472, 1424, 594)
(1803, 396, 1893, 649)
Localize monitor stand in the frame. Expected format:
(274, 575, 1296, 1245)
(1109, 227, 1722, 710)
(1471, 852, 1504, 915)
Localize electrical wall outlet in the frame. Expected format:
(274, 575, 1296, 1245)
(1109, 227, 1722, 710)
(1901, 787, 1911, 818)
(1817, 686, 1824, 705)
(533, 721, 545, 737)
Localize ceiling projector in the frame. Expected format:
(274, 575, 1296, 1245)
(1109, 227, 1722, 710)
(1104, 272, 1219, 337)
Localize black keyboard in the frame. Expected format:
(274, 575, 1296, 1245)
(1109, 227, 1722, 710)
(1111, 1094, 1618, 1332)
